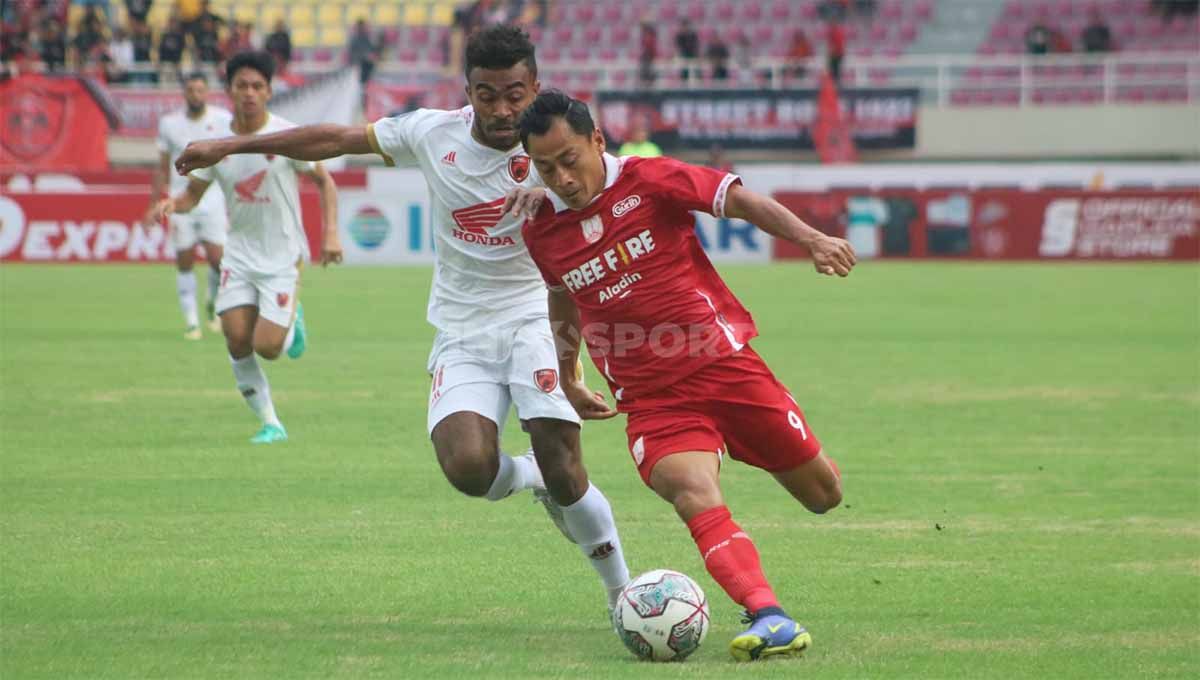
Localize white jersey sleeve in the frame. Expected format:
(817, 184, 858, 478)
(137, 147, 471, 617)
(367, 109, 445, 167)
(155, 117, 170, 154)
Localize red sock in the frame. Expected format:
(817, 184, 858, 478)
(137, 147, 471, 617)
(686, 505, 779, 614)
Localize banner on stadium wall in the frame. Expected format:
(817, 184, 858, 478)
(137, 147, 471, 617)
(771, 188, 1200, 260)
(338, 167, 772, 265)
(0, 192, 325, 263)
(0, 75, 118, 172)
(594, 87, 918, 151)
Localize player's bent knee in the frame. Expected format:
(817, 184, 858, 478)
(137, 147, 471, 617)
(438, 450, 497, 498)
(255, 343, 283, 360)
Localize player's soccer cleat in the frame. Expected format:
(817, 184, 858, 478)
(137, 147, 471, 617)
(184, 325, 202, 340)
(533, 487, 576, 543)
(250, 423, 288, 444)
(205, 301, 221, 333)
(286, 303, 307, 359)
(729, 610, 812, 662)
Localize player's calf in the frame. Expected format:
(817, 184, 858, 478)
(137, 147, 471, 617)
(773, 452, 842, 514)
(525, 418, 588, 506)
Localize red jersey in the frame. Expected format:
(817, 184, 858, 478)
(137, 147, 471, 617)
(523, 154, 756, 402)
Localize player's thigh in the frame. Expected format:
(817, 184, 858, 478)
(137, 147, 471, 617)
(509, 318, 582, 425)
(169, 214, 199, 254)
(647, 451, 725, 522)
(220, 304, 257, 356)
(251, 270, 299, 356)
(626, 403, 726, 506)
(428, 382, 510, 485)
(200, 240, 223, 268)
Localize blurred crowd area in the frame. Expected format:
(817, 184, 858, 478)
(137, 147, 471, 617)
(0, 0, 1196, 89)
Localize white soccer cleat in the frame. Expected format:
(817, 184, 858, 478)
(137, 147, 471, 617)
(184, 326, 202, 340)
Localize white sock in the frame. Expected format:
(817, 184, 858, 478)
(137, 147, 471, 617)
(561, 483, 631, 604)
(230, 354, 281, 427)
(177, 271, 199, 327)
(206, 267, 220, 306)
(485, 451, 543, 501)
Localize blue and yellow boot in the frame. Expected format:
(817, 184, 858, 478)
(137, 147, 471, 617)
(729, 607, 812, 662)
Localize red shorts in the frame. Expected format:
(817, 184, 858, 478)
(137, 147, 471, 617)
(620, 346, 822, 486)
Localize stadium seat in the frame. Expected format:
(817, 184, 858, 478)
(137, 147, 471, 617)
(233, 6, 258, 26)
(320, 27, 347, 47)
(261, 5, 287, 29)
(375, 4, 401, 26)
(318, 5, 346, 26)
(292, 26, 317, 48)
(290, 5, 315, 27)
(431, 2, 455, 25)
(402, 2, 429, 24)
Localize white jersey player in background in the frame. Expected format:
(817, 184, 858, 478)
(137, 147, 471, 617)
(144, 73, 232, 339)
(175, 27, 631, 614)
(158, 51, 343, 444)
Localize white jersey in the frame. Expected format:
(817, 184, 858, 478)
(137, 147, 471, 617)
(190, 114, 315, 276)
(367, 106, 547, 339)
(157, 106, 232, 216)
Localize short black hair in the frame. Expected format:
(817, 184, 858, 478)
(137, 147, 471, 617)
(183, 71, 207, 85)
(518, 90, 595, 147)
(464, 24, 537, 80)
(225, 50, 275, 87)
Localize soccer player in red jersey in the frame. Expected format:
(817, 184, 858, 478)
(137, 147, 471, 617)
(513, 91, 856, 661)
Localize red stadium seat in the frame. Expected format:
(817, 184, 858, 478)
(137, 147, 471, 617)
(715, 1, 736, 22)
(739, 2, 763, 21)
(684, 0, 707, 22)
(657, 3, 679, 23)
(915, 0, 933, 20)
(583, 25, 603, 44)
(567, 46, 591, 63)
(768, 0, 791, 22)
(600, 4, 624, 24)
(571, 4, 596, 24)
(610, 25, 632, 46)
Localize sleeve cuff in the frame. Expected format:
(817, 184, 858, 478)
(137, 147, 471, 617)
(365, 123, 395, 167)
(712, 173, 741, 218)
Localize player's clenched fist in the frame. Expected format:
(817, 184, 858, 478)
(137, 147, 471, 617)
(809, 234, 857, 277)
(175, 140, 229, 175)
(563, 379, 618, 420)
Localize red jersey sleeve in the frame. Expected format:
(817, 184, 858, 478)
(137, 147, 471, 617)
(636, 156, 742, 218)
(523, 204, 567, 292)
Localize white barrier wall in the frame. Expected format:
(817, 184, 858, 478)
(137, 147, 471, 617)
(333, 164, 1200, 265)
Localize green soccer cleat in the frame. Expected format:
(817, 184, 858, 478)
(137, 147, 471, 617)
(250, 423, 288, 444)
(286, 303, 306, 359)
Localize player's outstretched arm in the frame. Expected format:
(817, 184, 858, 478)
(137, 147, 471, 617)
(724, 183, 857, 277)
(548, 288, 617, 420)
(154, 177, 212, 221)
(143, 152, 172, 226)
(174, 124, 373, 175)
(302, 163, 343, 267)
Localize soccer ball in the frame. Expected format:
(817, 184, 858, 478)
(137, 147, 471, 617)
(612, 569, 710, 661)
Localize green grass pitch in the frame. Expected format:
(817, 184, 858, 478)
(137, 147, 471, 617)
(1, 262, 1197, 678)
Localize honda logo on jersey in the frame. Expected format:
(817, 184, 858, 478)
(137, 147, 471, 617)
(580, 215, 604, 244)
(508, 155, 530, 182)
(450, 198, 517, 246)
(233, 170, 269, 204)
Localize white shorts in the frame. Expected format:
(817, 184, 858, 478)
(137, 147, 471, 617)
(170, 211, 228, 251)
(427, 317, 581, 435)
(215, 267, 298, 328)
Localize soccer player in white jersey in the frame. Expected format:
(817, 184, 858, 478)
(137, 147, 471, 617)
(144, 73, 232, 339)
(174, 27, 631, 614)
(157, 51, 343, 444)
